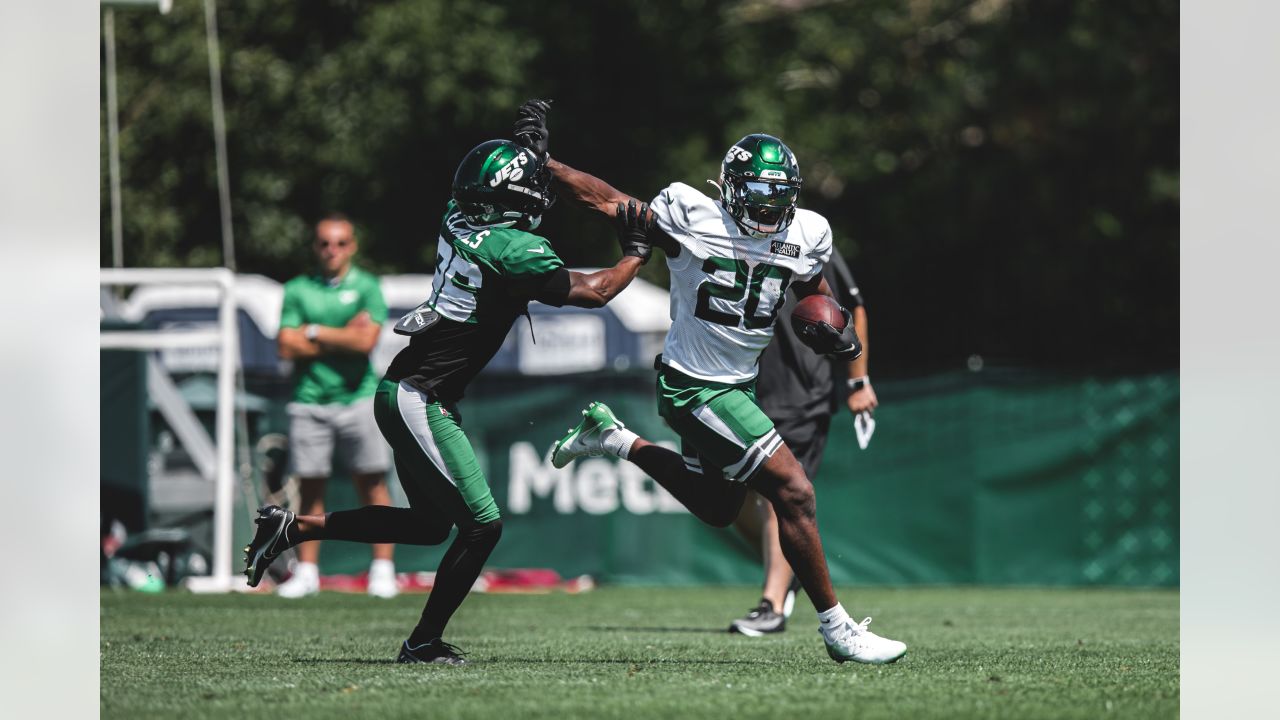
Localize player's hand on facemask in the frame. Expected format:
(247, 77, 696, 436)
(614, 199, 653, 263)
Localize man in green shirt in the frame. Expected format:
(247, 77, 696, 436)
(275, 213, 397, 599)
(244, 132, 653, 665)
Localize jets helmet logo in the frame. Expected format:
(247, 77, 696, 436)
(490, 152, 529, 187)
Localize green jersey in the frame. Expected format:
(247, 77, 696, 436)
(385, 200, 566, 401)
(280, 265, 388, 405)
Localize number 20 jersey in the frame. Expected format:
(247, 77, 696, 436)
(649, 182, 833, 384)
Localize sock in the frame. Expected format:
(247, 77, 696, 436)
(370, 558, 395, 575)
(322, 506, 452, 546)
(601, 427, 639, 460)
(409, 521, 503, 646)
(817, 602, 850, 628)
(292, 561, 318, 579)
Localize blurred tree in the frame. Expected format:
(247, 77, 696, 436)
(102, 0, 1177, 374)
(103, 0, 537, 275)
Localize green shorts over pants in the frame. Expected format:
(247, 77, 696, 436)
(656, 365, 785, 484)
(373, 378, 501, 526)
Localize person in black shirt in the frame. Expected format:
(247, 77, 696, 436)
(728, 251, 879, 636)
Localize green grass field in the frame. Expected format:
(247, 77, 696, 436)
(101, 586, 1178, 719)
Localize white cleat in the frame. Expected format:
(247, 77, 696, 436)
(276, 563, 320, 598)
(550, 401, 625, 469)
(367, 560, 399, 599)
(820, 617, 907, 664)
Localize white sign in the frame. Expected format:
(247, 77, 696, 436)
(157, 321, 220, 372)
(516, 314, 606, 375)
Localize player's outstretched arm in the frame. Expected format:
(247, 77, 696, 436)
(559, 199, 652, 308)
(513, 98, 678, 256)
(546, 158, 636, 218)
(511, 98, 635, 218)
(563, 256, 645, 309)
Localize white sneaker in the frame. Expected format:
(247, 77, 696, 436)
(550, 402, 625, 468)
(820, 616, 907, 664)
(276, 562, 320, 598)
(367, 560, 399, 599)
(782, 577, 801, 619)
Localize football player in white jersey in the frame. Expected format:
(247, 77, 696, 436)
(515, 101, 906, 664)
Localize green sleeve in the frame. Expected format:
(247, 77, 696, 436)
(361, 272, 388, 323)
(499, 232, 565, 298)
(279, 280, 304, 329)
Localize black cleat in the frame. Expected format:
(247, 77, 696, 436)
(729, 599, 786, 637)
(243, 505, 296, 588)
(397, 639, 468, 666)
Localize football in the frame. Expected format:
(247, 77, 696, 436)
(791, 294, 846, 332)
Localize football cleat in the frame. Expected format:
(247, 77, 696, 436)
(243, 505, 296, 588)
(820, 616, 907, 665)
(729, 599, 786, 637)
(550, 401, 626, 469)
(397, 639, 467, 666)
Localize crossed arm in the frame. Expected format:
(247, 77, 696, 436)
(278, 312, 380, 360)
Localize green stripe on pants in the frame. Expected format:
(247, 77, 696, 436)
(373, 378, 501, 525)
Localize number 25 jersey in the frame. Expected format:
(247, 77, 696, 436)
(649, 182, 833, 384)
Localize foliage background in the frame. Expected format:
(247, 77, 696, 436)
(101, 0, 1178, 375)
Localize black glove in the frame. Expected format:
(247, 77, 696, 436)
(615, 199, 653, 263)
(513, 98, 551, 160)
(793, 307, 863, 361)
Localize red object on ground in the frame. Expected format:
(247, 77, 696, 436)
(307, 568, 594, 594)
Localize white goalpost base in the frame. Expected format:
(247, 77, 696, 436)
(101, 268, 242, 593)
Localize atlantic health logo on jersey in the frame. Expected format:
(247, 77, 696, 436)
(769, 240, 801, 258)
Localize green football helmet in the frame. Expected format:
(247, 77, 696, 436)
(452, 139, 555, 230)
(714, 133, 803, 238)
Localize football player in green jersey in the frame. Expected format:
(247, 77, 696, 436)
(517, 100, 907, 664)
(244, 136, 654, 665)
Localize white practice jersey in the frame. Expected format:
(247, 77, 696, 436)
(650, 182, 833, 384)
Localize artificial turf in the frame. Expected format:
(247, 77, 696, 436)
(100, 586, 1178, 719)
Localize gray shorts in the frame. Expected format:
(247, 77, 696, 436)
(287, 398, 390, 478)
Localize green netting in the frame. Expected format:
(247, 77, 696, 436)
(311, 369, 1178, 587)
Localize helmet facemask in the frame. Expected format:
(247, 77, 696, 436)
(721, 175, 800, 238)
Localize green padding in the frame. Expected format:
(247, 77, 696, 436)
(318, 370, 1178, 587)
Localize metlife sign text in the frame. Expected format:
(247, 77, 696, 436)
(507, 441, 688, 515)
